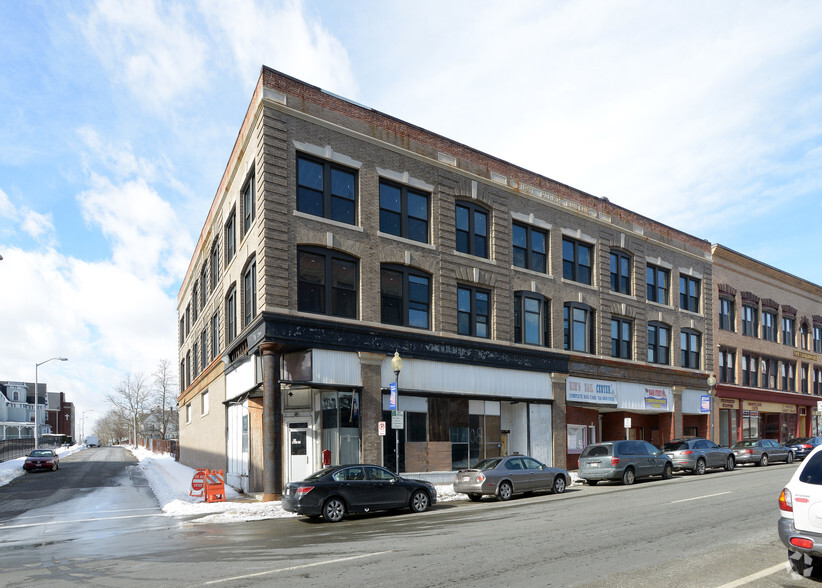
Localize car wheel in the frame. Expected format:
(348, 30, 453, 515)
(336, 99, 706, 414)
(787, 452, 795, 464)
(789, 549, 822, 579)
(552, 476, 566, 494)
(622, 468, 635, 485)
(52, 463, 58, 471)
(725, 456, 735, 471)
(497, 481, 513, 501)
(321, 497, 346, 523)
(662, 463, 673, 480)
(694, 458, 706, 475)
(410, 490, 430, 513)
(587, 480, 598, 486)
(759, 454, 769, 467)
(467, 493, 482, 502)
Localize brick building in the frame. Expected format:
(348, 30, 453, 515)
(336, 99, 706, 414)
(711, 245, 822, 446)
(177, 67, 714, 496)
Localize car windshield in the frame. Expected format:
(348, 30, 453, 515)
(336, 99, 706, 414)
(29, 450, 52, 457)
(472, 458, 503, 470)
(732, 441, 757, 448)
(662, 441, 688, 451)
(580, 444, 611, 457)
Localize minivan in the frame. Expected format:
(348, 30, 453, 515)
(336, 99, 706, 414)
(578, 440, 673, 485)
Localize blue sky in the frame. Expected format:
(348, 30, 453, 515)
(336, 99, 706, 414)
(2, 0, 822, 432)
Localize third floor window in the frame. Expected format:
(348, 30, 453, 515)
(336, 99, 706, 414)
(297, 154, 357, 225)
(379, 180, 429, 243)
(783, 316, 796, 347)
(815, 325, 822, 353)
(609, 252, 631, 295)
(241, 171, 256, 236)
(742, 304, 757, 337)
(562, 238, 592, 285)
(718, 297, 735, 331)
(646, 265, 669, 305)
(455, 203, 488, 258)
(512, 223, 547, 273)
(679, 276, 700, 313)
(762, 310, 777, 341)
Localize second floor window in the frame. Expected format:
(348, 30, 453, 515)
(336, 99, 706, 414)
(514, 292, 550, 346)
(210, 312, 219, 360)
(564, 302, 594, 353)
(782, 362, 796, 391)
(742, 304, 757, 337)
(742, 354, 758, 387)
(455, 203, 488, 258)
(242, 171, 256, 236)
(562, 238, 592, 285)
(611, 318, 632, 359)
(679, 276, 700, 313)
(647, 322, 670, 365)
(243, 259, 257, 327)
(762, 310, 777, 341)
(512, 223, 547, 273)
(783, 316, 796, 347)
(718, 297, 735, 331)
(680, 329, 701, 369)
(200, 330, 207, 371)
(380, 265, 430, 329)
(610, 252, 631, 295)
(815, 368, 822, 396)
(297, 155, 357, 224)
(646, 265, 669, 305)
(379, 180, 429, 243)
(719, 349, 735, 383)
(458, 285, 490, 338)
(815, 326, 822, 353)
(225, 209, 236, 265)
(226, 287, 237, 342)
(297, 247, 358, 318)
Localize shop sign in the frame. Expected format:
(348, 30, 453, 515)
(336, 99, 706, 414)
(718, 398, 739, 410)
(743, 400, 798, 414)
(644, 387, 668, 410)
(700, 395, 711, 414)
(566, 377, 617, 405)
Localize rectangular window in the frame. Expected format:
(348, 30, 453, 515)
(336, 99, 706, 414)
(192, 341, 199, 376)
(379, 180, 429, 243)
(611, 318, 632, 359)
(679, 276, 700, 313)
(180, 360, 185, 392)
(562, 238, 592, 285)
(782, 362, 795, 391)
(241, 172, 255, 236)
(200, 330, 207, 371)
(742, 304, 757, 337)
(762, 311, 776, 341)
(783, 316, 796, 347)
(802, 364, 810, 394)
(201, 389, 209, 416)
(186, 402, 191, 424)
(564, 303, 593, 353)
(815, 326, 822, 353)
(179, 318, 184, 345)
(719, 349, 735, 383)
(647, 323, 670, 365)
(458, 286, 490, 338)
(718, 297, 735, 331)
(243, 260, 257, 327)
(225, 209, 236, 265)
(742, 354, 758, 387)
(680, 330, 701, 369)
(512, 222, 547, 273)
(185, 304, 190, 336)
(200, 265, 208, 307)
(455, 203, 488, 258)
(514, 292, 550, 346)
(192, 282, 199, 322)
(226, 288, 236, 342)
(609, 252, 631, 295)
(297, 155, 357, 224)
(815, 368, 822, 396)
(380, 266, 430, 329)
(297, 248, 358, 318)
(210, 240, 219, 292)
(211, 312, 219, 360)
(646, 265, 669, 304)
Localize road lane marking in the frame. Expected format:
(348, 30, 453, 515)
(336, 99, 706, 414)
(0, 513, 165, 530)
(203, 551, 394, 585)
(714, 562, 785, 587)
(670, 491, 731, 504)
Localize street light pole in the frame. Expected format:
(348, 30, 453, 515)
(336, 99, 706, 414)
(82, 410, 94, 444)
(391, 351, 403, 475)
(707, 374, 717, 443)
(34, 357, 68, 449)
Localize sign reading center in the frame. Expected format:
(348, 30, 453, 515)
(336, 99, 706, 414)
(391, 410, 404, 429)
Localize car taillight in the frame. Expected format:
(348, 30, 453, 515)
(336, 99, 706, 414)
(682, 451, 693, 455)
(745, 449, 754, 455)
(295, 486, 314, 497)
(477, 473, 486, 483)
(578, 459, 581, 469)
(802, 444, 813, 449)
(611, 457, 620, 466)
(791, 537, 814, 549)
(779, 488, 793, 512)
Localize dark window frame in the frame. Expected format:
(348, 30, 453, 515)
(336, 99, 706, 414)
(564, 302, 595, 354)
(609, 251, 631, 295)
(297, 154, 357, 225)
(680, 328, 701, 369)
(514, 291, 550, 346)
(226, 286, 237, 343)
(455, 201, 489, 258)
(647, 322, 671, 365)
(611, 317, 633, 359)
(380, 264, 431, 329)
(762, 310, 777, 341)
(297, 246, 359, 319)
(512, 222, 547, 273)
(646, 264, 670, 304)
(378, 179, 430, 244)
(719, 348, 735, 383)
(241, 169, 256, 236)
(225, 208, 236, 265)
(742, 304, 757, 337)
(718, 296, 735, 332)
(679, 276, 701, 313)
(458, 285, 491, 338)
(242, 257, 257, 328)
(562, 238, 593, 285)
(783, 316, 796, 347)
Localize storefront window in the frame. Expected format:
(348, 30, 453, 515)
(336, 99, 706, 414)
(719, 408, 737, 447)
(742, 410, 760, 439)
(321, 390, 360, 465)
(567, 424, 588, 454)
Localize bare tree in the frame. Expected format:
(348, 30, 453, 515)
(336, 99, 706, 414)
(95, 409, 131, 445)
(152, 359, 178, 439)
(105, 373, 152, 445)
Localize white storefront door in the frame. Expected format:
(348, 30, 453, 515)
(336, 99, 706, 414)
(285, 419, 312, 484)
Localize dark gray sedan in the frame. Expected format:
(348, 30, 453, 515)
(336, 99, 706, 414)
(662, 437, 735, 474)
(732, 439, 794, 466)
(454, 455, 571, 501)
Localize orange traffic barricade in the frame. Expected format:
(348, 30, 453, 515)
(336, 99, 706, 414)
(189, 468, 206, 498)
(204, 469, 226, 503)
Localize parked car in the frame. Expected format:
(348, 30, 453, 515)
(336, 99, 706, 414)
(778, 444, 822, 578)
(785, 437, 822, 460)
(662, 437, 735, 474)
(23, 449, 60, 472)
(282, 464, 436, 522)
(577, 440, 673, 485)
(454, 455, 571, 501)
(732, 439, 793, 466)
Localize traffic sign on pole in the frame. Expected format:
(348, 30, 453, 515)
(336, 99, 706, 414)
(389, 382, 397, 410)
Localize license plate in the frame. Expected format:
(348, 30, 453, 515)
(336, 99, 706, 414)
(462, 476, 470, 481)
(589, 462, 599, 467)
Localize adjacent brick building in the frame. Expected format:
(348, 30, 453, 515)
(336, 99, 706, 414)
(177, 67, 715, 496)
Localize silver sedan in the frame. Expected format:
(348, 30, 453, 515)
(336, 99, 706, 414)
(454, 455, 571, 501)
(732, 439, 794, 466)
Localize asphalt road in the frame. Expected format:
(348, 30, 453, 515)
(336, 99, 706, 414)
(0, 447, 816, 587)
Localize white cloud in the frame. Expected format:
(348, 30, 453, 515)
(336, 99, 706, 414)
(0, 188, 57, 244)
